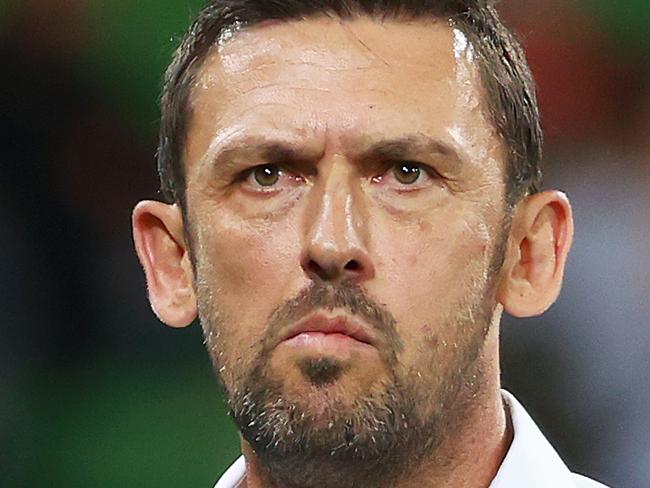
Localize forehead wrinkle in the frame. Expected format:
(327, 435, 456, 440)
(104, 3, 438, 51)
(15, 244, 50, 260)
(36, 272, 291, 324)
(195, 17, 462, 100)
(214, 17, 436, 78)
(188, 17, 502, 183)
(339, 20, 391, 67)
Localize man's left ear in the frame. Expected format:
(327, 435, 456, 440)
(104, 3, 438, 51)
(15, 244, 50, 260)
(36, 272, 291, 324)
(497, 190, 574, 317)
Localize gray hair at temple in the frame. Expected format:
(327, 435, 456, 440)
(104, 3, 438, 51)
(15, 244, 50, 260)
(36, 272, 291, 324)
(157, 0, 542, 210)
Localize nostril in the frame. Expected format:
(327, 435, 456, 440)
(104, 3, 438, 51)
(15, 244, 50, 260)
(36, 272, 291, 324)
(306, 260, 323, 276)
(301, 255, 370, 282)
(344, 260, 360, 271)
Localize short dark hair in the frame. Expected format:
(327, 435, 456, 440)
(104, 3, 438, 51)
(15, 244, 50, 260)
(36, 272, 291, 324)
(157, 0, 542, 209)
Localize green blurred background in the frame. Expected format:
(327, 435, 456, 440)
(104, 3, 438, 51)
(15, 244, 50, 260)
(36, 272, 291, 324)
(1, 1, 649, 487)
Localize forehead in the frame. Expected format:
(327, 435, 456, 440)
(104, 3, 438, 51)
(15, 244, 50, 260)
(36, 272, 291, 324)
(186, 16, 502, 174)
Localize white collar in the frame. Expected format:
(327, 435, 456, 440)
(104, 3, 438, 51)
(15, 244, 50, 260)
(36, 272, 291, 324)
(214, 455, 246, 488)
(214, 390, 605, 488)
(490, 390, 575, 487)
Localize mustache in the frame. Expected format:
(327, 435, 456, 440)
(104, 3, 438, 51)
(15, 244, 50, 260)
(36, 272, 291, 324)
(261, 280, 403, 361)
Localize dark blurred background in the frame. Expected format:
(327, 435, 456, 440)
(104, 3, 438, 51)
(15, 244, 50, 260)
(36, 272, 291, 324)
(1, 0, 648, 486)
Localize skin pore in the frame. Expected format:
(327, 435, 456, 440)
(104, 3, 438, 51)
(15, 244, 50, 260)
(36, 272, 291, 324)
(132, 14, 574, 488)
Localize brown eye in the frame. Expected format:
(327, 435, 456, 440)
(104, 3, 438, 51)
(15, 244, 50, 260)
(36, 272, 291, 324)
(392, 162, 421, 185)
(253, 165, 280, 187)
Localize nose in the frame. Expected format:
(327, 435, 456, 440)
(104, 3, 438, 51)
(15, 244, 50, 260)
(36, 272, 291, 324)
(302, 243, 372, 283)
(300, 161, 374, 285)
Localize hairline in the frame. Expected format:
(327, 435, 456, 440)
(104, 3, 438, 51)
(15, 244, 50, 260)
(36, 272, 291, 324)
(184, 17, 500, 188)
(161, 6, 540, 212)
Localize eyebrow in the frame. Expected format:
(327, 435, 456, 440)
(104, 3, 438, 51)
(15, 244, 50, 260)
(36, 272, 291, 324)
(208, 139, 321, 175)
(207, 133, 465, 175)
(358, 135, 463, 167)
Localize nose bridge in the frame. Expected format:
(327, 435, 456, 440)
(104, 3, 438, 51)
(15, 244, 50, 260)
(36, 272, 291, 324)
(301, 155, 373, 283)
(310, 157, 363, 249)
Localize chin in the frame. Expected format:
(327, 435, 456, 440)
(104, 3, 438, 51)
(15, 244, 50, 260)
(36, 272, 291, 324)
(270, 346, 386, 387)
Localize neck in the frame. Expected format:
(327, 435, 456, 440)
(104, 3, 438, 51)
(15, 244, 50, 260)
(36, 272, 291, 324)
(239, 326, 512, 488)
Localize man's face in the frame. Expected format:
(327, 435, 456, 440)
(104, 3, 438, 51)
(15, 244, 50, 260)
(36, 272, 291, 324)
(183, 16, 508, 484)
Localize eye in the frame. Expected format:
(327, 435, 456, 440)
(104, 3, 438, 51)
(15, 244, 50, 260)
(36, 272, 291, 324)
(370, 160, 441, 191)
(240, 163, 305, 192)
(251, 164, 281, 187)
(392, 162, 422, 185)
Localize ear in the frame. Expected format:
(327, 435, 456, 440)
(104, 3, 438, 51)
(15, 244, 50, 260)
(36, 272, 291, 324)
(497, 191, 574, 317)
(132, 200, 197, 327)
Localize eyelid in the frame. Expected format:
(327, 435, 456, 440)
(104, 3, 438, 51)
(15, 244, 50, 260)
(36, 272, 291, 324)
(398, 160, 441, 176)
(235, 160, 441, 191)
(238, 163, 302, 191)
(378, 160, 442, 184)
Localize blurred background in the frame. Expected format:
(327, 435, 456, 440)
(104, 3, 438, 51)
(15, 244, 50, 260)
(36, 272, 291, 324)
(0, 0, 648, 486)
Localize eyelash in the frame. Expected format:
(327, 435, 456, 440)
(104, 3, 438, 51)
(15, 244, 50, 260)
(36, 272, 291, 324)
(238, 161, 439, 190)
(236, 165, 300, 193)
(376, 161, 440, 186)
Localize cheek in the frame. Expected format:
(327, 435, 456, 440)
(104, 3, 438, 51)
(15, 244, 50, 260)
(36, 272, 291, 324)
(373, 211, 493, 344)
(193, 205, 303, 345)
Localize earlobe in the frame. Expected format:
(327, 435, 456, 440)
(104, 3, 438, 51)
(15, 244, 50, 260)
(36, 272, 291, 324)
(497, 191, 574, 318)
(132, 201, 198, 327)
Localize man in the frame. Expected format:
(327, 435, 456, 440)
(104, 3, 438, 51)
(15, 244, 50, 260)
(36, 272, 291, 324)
(132, 1, 609, 486)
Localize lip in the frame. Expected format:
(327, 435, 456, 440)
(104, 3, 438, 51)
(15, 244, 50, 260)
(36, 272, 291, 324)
(277, 314, 375, 347)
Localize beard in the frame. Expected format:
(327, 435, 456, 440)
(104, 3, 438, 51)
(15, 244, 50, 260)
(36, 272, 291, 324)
(195, 228, 508, 488)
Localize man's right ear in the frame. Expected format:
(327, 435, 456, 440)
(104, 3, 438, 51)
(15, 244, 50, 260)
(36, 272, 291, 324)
(132, 201, 197, 327)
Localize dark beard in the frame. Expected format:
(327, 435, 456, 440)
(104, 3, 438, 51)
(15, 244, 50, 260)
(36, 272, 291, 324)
(198, 221, 510, 488)
(297, 356, 347, 386)
(216, 284, 494, 488)
(229, 357, 453, 488)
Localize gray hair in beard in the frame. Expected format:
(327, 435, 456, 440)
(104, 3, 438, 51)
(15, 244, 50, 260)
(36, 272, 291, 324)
(200, 278, 496, 488)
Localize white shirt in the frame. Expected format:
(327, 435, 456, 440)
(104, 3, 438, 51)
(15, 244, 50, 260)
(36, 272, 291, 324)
(214, 390, 610, 488)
